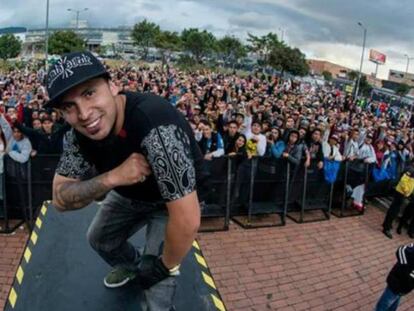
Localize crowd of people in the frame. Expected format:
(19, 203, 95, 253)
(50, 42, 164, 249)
(1, 61, 414, 223)
(3, 58, 414, 310)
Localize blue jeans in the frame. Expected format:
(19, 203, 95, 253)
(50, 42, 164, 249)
(375, 286, 401, 311)
(86, 190, 176, 311)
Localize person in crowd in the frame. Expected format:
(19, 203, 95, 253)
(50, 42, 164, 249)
(197, 120, 224, 160)
(0, 113, 32, 164)
(268, 127, 285, 159)
(358, 134, 377, 164)
(14, 116, 70, 155)
(322, 134, 342, 162)
(222, 120, 240, 154)
(343, 128, 360, 160)
(307, 128, 324, 169)
(383, 163, 414, 239)
(282, 129, 304, 166)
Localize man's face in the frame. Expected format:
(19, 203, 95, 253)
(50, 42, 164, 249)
(286, 118, 294, 129)
(32, 119, 42, 129)
(228, 123, 238, 136)
(251, 122, 261, 135)
(59, 78, 118, 141)
(202, 125, 212, 138)
(312, 130, 321, 142)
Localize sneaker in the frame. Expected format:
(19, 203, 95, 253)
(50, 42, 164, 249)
(382, 229, 393, 239)
(103, 267, 137, 288)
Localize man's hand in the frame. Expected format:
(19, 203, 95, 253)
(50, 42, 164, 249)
(108, 153, 151, 187)
(137, 255, 172, 289)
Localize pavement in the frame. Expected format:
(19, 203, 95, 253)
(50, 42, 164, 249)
(1, 205, 414, 311)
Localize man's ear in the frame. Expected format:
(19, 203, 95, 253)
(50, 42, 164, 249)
(109, 80, 119, 97)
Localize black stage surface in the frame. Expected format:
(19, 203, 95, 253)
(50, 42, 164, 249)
(5, 202, 225, 311)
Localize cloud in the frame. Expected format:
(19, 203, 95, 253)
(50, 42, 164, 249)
(228, 12, 277, 30)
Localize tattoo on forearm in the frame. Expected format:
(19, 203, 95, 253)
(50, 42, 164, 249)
(56, 173, 111, 210)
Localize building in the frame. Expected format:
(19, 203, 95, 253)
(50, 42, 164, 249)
(307, 59, 354, 79)
(0, 26, 135, 57)
(388, 69, 414, 87)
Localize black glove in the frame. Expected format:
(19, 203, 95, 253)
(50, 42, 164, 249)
(137, 255, 170, 289)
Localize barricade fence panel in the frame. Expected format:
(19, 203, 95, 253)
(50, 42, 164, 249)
(1, 153, 408, 231)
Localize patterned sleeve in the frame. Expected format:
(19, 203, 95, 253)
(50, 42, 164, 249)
(141, 124, 196, 202)
(55, 130, 93, 179)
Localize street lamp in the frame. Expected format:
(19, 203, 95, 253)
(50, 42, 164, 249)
(278, 27, 285, 42)
(404, 54, 414, 81)
(67, 8, 88, 29)
(44, 0, 50, 70)
(354, 22, 367, 101)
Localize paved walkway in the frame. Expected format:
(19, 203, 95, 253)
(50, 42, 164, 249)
(198, 206, 414, 310)
(1, 206, 414, 311)
(0, 224, 28, 310)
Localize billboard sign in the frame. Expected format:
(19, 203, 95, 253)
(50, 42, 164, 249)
(369, 49, 386, 65)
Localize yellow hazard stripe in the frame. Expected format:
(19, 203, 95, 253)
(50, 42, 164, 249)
(8, 287, 17, 308)
(202, 271, 216, 290)
(35, 218, 43, 229)
(23, 247, 32, 263)
(211, 294, 226, 311)
(192, 240, 200, 250)
(30, 231, 38, 245)
(16, 266, 24, 285)
(41, 205, 47, 215)
(195, 252, 207, 269)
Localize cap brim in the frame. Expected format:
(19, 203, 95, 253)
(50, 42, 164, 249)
(44, 71, 110, 109)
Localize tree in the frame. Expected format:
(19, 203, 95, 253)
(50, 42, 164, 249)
(0, 34, 22, 60)
(247, 32, 280, 65)
(154, 30, 181, 69)
(268, 45, 309, 76)
(131, 19, 160, 60)
(358, 75, 372, 97)
(216, 36, 247, 68)
(396, 83, 411, 97)
(347, 70, 359, 81)
(181, 28, 216, 63)
(48, 30, 85, 55)
(322, 70, 333, 81)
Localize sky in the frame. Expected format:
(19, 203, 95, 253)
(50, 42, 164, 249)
(0, 0, 413, 79)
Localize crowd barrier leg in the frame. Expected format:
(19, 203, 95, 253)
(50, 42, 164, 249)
(199, 157, 231, 232)
(224, 157, 231, 229)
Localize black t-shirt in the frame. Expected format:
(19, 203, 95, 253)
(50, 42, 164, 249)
(55, 91, 204, 203)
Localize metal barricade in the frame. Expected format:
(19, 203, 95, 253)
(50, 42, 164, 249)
(1, 155, 32, 233)
(199, 156, 232, 232)
(231, 157, 290, 228)
(287, 160, 333, 223)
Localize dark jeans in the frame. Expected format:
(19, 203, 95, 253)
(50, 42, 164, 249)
(383, 191, 406, 231)
(374, 286, 401, 311)
(86, 190, 176, 311)
(398, 201, 414, 234)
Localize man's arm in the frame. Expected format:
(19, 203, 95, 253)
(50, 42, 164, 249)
(161, 191, 200, 269)
(52, 173, 113, 211)
(53, 152, 151, 211)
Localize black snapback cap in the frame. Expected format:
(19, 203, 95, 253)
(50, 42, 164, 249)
(45, 51, 109, 108)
